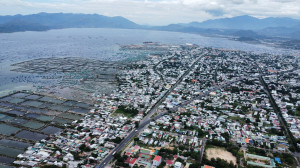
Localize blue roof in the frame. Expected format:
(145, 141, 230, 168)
(274, 157, 281, 164)
(172, 102, 179, 105)
(280, 143, 289, 146)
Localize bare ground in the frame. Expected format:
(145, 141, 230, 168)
(206, 147, 237, 165)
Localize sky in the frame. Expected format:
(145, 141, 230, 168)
(0, 0, 300, 25)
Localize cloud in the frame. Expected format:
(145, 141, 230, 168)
(0, 0, 300, 25)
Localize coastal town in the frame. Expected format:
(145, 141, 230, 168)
(0, 43, 299, 168)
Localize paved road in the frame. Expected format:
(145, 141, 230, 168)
(179, 76, 246, 107)
(97, 52, 207, 168)
(97, 75, 248, 168)
(255, 63, 299, 166)
(199, 138, 207, 163)
(97, 51, 207, 168)
(97, 53, 251, 168)
(140, 52, 207, 125)
(97, 112, 168, 168)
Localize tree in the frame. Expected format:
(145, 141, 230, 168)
(176, 157, 184, 163)
(135, 121, 139, 128)
(91, 152, 98, 158)
(112, 137, 123, 143)
(189, 163, 199, 168)
(79, 144, 91, 152)
(173, 148, 178, 155)
(41, 165, 60, 168)
(113, 152, 122, 161)
(221, 132, 230, 142)
(116, 105, 139, 117)
(158, 161, 166, 168)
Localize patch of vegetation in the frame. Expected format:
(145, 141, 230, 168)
(202, 157, 235, 168)
(228, 116, 245, 124)
(111, 137, 123, 144)
(113, 152, 130, 168)
(247, 146, 266, 156)
(273, 152, 296, 166)
(79, 144, 92, 152)
(115, 105, 139, 117)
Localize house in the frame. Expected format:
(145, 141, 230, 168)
(166, 159, 173, 166)
(152, 156, 162, 167)
(175, 162, 182, 168)
(125, 157, 137, 167)
(201, 165, 215, 168)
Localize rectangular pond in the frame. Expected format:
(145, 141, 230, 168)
(0, 114, 14, 122)
(5, 110, 25, 116)
(7, 98, 25, 104)
(71, 108, 90, 114)
(0, 164, 14, 168)
(39, 96, 64, 104)
(52, 117, 72, 125)
(22, 121, 45, 130)
(58, 113, 82, 120)
(25, 95, 41, 100)
(10, 93, 30, 98)
(0, 156, 14, 164)
(0, 139, 31, 150)
(9, 118, 28, 126)
(24, 113, 40, 119)
(36, 115, 54, 122)
(0, 146, 24, 158)
(42, 126, 63, 135)
(0, 124, 21, 135)
(15, 130, 47, 141)
(21, 101, 43, 108)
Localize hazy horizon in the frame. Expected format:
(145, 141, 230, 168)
(1, 0, 300, 26)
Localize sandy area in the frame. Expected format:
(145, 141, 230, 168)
(206, 147, 237, 165)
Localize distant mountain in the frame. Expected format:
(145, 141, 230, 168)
(1, 13, 300, 43)
(152, 24, 233, 35)
(0, 20, 50, 33)
(257, 26, 300, 39)
(182, 15, 300, 30)
(150, 15, 300, 42)
(0, 12, 139, 33)
(152, 24, 266, 38)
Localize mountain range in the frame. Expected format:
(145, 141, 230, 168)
(0, 13, 138, 33)
(0, 13, 300, 45)
(180, 15, 300, 30)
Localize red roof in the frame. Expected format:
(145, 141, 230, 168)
(125, 157, 137, 164)
(203, 165, 215, 168)
(125, 157, 131, 163)
(166, 159, 173, 165)
(153, 155, 162, 162)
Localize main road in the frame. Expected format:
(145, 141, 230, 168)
(255, 62, 299, 166)
(97, 51, 248, 168)
(140, 51, 207, 125)
(97, 51, 207, 168)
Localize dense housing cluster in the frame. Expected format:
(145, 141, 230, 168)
(3, 43, 299, 168)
